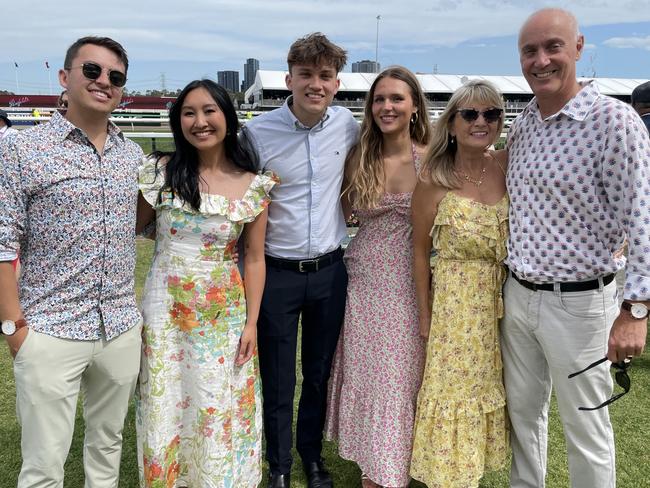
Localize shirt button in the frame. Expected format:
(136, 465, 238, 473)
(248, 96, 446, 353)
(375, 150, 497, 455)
(523, 258, 530, 264)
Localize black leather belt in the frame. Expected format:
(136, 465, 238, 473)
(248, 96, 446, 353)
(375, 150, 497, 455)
(265, 247, 343, 273)
(511, 271, 616, 292)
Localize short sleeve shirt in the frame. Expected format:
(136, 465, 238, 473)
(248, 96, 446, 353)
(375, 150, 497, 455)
(0, 112, 142, 340)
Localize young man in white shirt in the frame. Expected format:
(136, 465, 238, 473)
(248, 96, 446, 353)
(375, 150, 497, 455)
(242, 32, 359, 488)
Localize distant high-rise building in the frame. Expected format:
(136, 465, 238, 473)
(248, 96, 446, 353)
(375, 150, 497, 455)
(352, 60, 380, 73)
(217, 70, 240, 93)
(242, 58, 260, 92)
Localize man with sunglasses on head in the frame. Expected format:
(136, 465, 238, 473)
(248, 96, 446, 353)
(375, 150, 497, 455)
(0, 36, 142, 487)
(502, 8, 650, 488)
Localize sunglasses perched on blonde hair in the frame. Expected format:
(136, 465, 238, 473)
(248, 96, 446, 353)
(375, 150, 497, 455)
(455, 107, 503, 123)
(66, 62, 127, 87)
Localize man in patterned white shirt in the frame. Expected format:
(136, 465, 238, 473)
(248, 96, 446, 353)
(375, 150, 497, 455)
(631, 81, 650, 133)
(0, 37, 142, 487)
(503, 8, 649, 488)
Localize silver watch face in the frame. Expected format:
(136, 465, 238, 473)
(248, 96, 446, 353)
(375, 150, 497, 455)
(2, 320, 16, 335)
(630, 303, 648, 319)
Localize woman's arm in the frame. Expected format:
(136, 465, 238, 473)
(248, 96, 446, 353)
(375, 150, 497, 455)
(340, 172, 354, 222)
(136, 192, 156, 237)
(411, 178, 443, 339)
(236, 208, 269, 365)
(341, 146, 359, 222)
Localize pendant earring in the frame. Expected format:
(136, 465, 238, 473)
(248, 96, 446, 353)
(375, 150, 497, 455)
(410, 112, 419, 124)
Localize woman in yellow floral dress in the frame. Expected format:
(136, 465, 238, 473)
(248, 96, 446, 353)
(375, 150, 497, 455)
(410, 80, 509, 488)
(134, 80, 276, 488)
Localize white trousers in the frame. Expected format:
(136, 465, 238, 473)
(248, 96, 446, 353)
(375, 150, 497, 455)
(501, 275, 618, 488)
(13, 325, 141, 488)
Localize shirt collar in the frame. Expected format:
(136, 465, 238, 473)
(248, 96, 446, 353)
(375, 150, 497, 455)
(49, 110, 125, 144)
(281, 95, 331, 131)
(525, 80, 599, 122)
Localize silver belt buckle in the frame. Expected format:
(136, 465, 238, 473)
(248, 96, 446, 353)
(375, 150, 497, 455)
(298, 258, 318, 272)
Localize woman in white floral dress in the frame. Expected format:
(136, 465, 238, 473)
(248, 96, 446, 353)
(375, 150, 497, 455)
(135, 79, 277, 488)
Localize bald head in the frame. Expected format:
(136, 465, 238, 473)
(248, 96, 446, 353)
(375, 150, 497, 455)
(519, 8, 581, 46)
(517, 8, 584, 117)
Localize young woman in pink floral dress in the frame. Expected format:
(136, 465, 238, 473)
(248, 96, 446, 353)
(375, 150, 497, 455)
(135, 79, 276, 488)
(325, 66, 430, 488)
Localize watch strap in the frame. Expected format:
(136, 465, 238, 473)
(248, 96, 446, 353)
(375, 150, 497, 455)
(1, 318, 28, 334)
(621, 301, 650, 319)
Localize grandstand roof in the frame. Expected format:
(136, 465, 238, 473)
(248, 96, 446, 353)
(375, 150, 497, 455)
(246, 70, 649, 98)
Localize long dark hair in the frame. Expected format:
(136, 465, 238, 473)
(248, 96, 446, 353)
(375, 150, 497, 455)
(153, 79, 258, 211)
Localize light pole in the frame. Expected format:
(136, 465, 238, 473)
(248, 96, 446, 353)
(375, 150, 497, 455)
(375, 15, 381, 73)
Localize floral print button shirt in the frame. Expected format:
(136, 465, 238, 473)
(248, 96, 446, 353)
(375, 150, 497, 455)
(506, 81, 650, 300)
(0, 111, 142, 340)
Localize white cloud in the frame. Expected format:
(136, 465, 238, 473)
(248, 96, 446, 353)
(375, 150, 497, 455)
(4, 0, 650, 63)
(2, 0, 650, 91)
(603, 36, 650, 50)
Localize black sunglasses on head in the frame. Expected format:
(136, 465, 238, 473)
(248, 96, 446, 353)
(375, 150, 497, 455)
(66, 62, 127, 87)
(456, 107, 503, 123)
(568, 357, 631, 411)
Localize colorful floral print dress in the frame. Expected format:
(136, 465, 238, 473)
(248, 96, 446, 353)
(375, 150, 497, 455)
(135, 157, 277, 488)
(410, 192, 510, 488)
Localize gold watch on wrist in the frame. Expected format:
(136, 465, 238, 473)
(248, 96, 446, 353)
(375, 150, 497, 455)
(621, 301, 650, 320)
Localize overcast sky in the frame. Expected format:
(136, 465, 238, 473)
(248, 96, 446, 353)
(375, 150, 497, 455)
(2, 0, 650, 94)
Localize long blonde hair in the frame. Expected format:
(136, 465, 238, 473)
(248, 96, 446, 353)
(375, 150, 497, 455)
(345, 66, 431, 210)
(420, 79, 504, 189)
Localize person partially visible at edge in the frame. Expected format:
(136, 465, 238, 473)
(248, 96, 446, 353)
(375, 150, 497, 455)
(134, 79, 275, 487)
(240, 32, 360, 488)
(503, 8, 649, 488)
(0, 36, 143, 487)
(324, 66, 430, 488)
(0, 109, 18, 140)
(0, 110, 20, 276)
(32, 107, 41, 125)
(631, 80, 650, 132)
(410, 79, 509, 488)
(58, 89, 69, 112)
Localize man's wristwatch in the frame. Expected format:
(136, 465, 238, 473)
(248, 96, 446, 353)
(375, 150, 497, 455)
(621, 301, 650, 320)
(0, 319, 27, 336)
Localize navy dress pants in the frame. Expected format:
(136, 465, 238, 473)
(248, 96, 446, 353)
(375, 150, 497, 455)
(257, 258, 348, 475)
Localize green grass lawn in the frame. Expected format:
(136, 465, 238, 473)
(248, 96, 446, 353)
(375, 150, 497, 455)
(1, 239, 649, 487)
(129, 137, 175, 155)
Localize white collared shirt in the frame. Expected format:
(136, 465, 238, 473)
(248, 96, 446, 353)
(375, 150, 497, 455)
(506, 82, 650, 300)
(242, 98, 359, 259)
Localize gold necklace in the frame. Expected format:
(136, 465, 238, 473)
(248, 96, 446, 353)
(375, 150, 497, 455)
(458, 164, 487, 187)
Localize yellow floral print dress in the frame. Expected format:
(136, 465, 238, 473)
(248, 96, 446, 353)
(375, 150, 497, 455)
(135, 157, 277, 488)
(410, 192, 510, 488)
